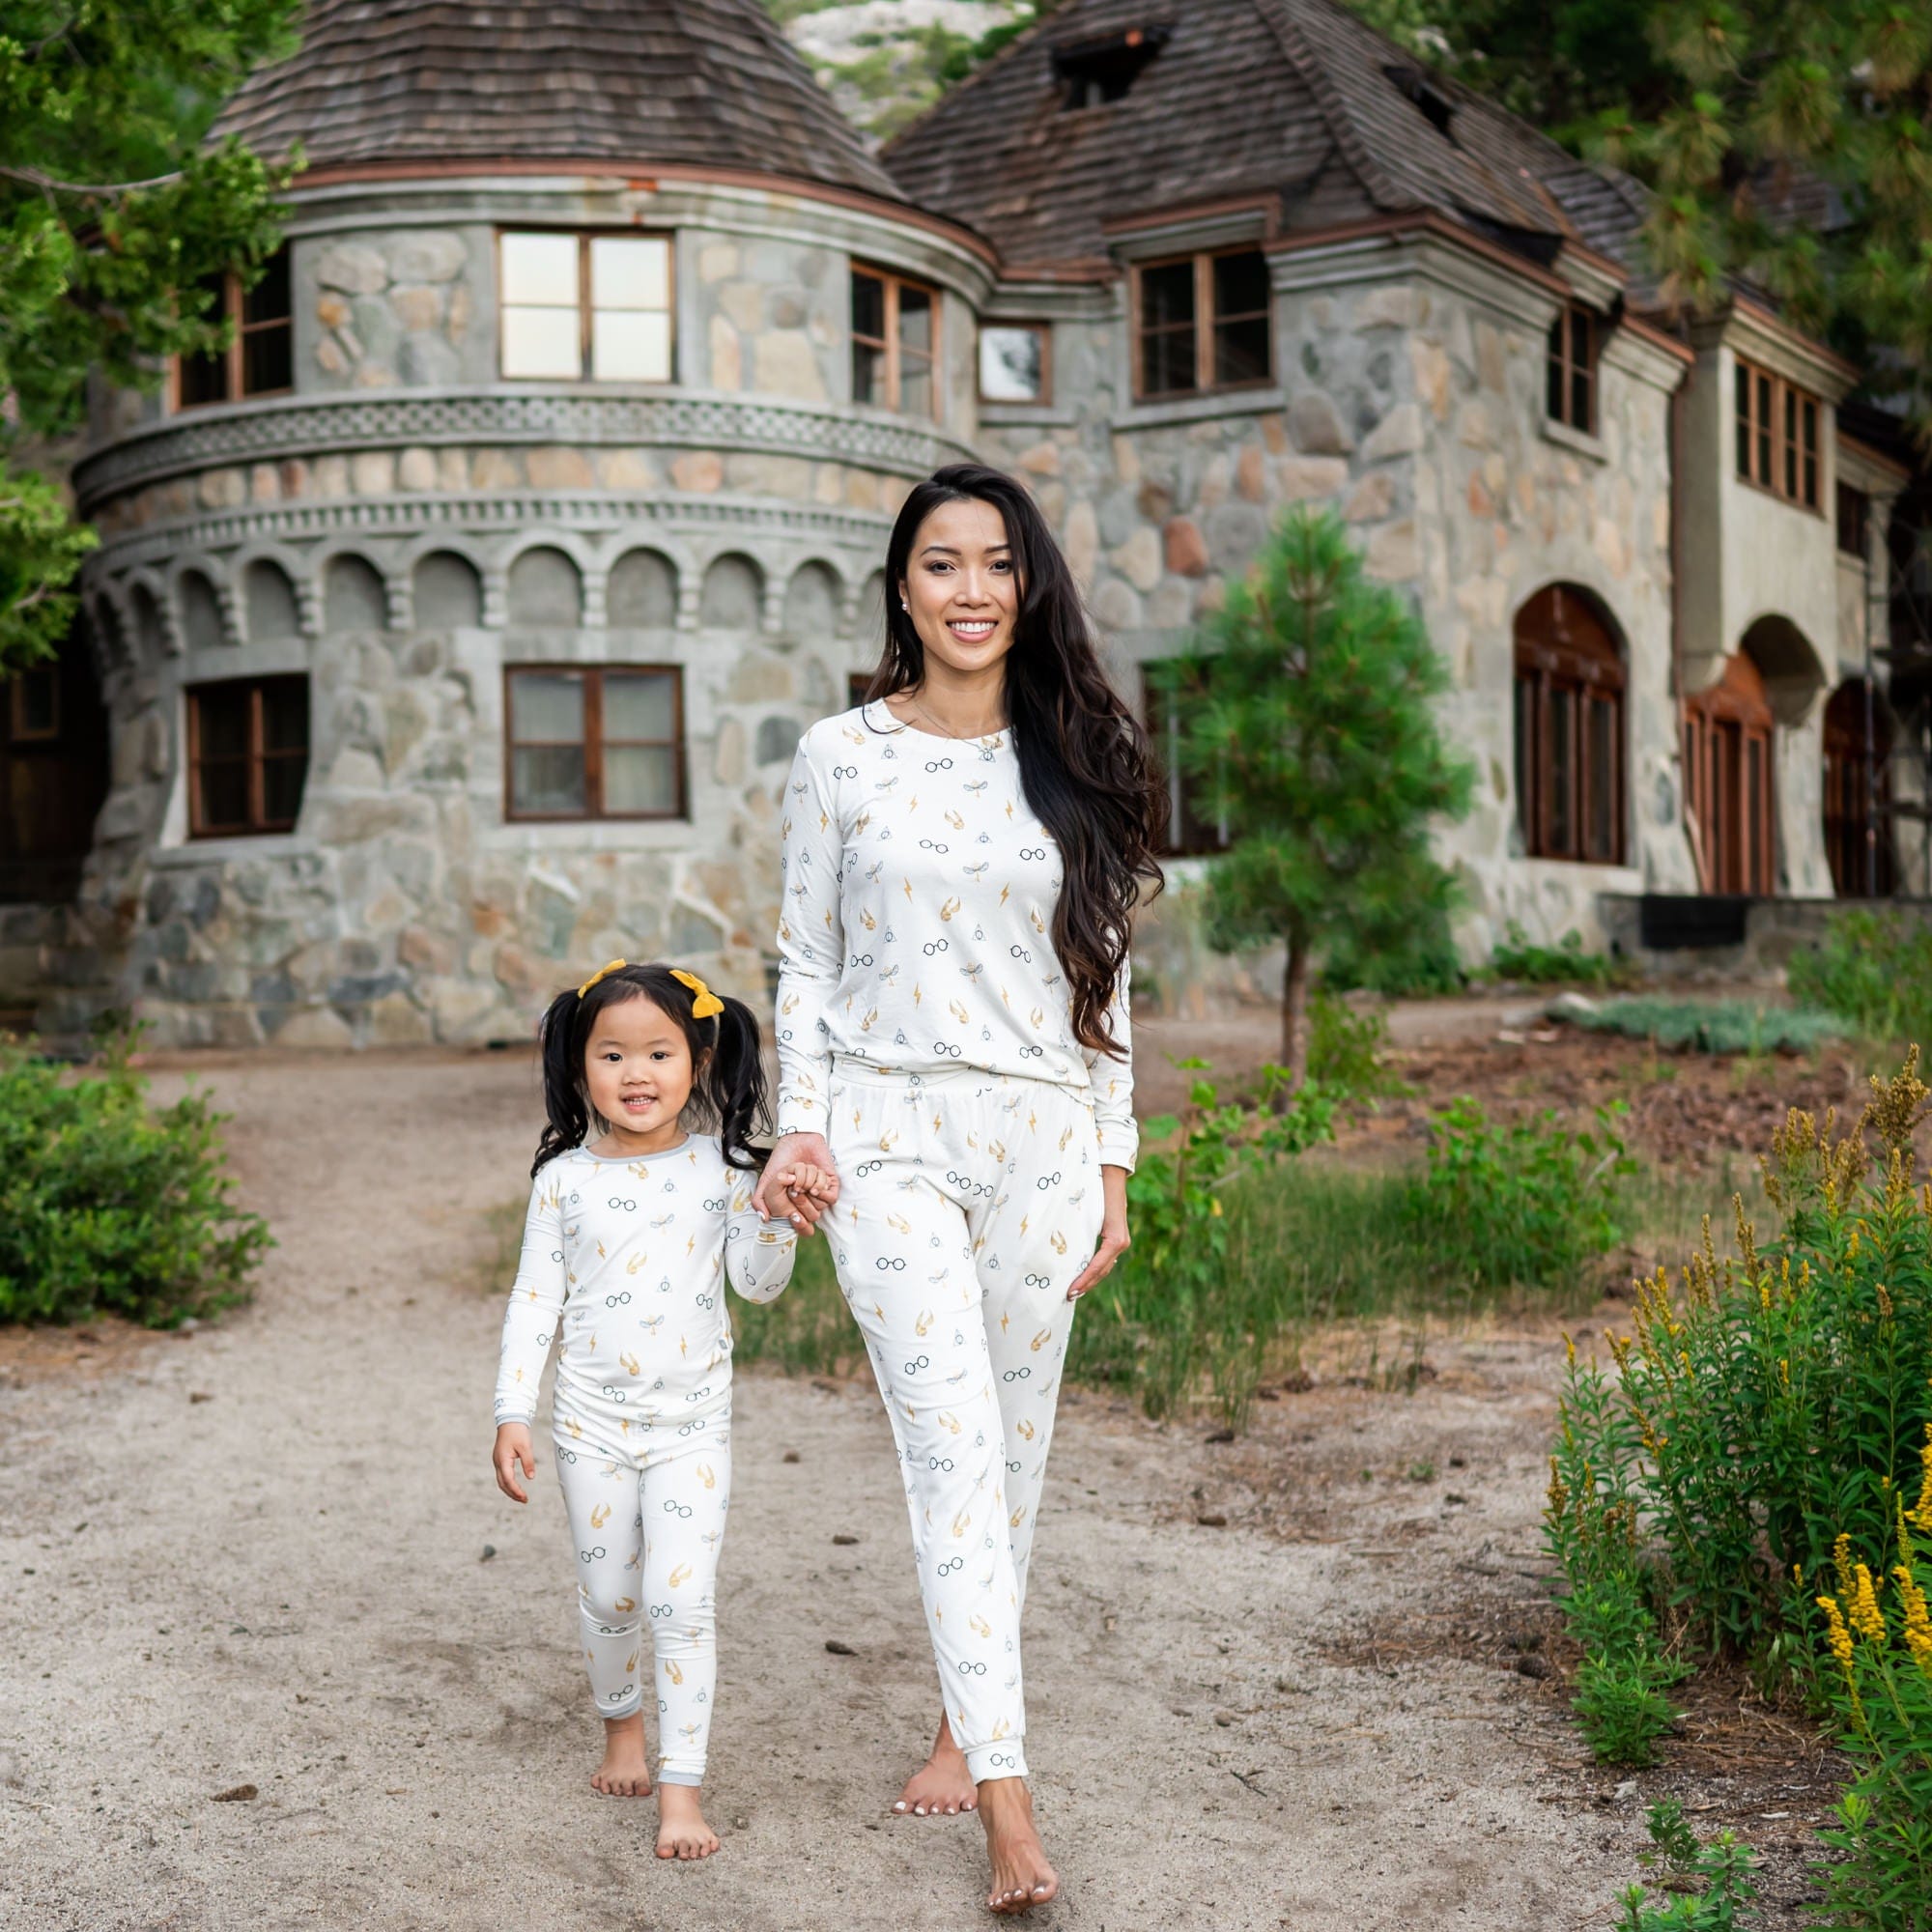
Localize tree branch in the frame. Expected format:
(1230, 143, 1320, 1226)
(0, 162, 185, 197)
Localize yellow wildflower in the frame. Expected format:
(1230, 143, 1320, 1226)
(1834, 1532, 1855, 1603)
(1817, 1594, 1856, 1676)
(1893, 1563, 1932, 1667)
(1564, 1332, 1576, 1368)
(1850, 1563, 1887, 1644)
(1876, 1284, 1893, 1321)
(1911, 1423, 1932, 1535)
(1779, 1359, 1790, 1388)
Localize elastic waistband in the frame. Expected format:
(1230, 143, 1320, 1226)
(829, 1053, 1093, 1105)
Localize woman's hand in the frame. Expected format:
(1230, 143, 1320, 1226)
(754, 1132, 839, 1236)
(1065, 1164, 1130, 1300)
(494, 1422, 536, 1503)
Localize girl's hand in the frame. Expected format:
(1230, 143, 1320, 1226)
(1065, 1164, 1131, 1301)
(494, 1422, 537, 1503)
(754, 1132, 838, 1235)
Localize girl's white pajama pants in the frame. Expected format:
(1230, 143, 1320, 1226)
(552, 1424, 731, 1786)
(822, 1058, 1105, 1783)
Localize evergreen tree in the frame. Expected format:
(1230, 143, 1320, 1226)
(1153, 507, 1475, 1090)
(1, 0, 299, 671)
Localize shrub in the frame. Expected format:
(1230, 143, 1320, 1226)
(0, 1030, 271, 1325)
(1789, 909, 1932, 1046)
(1405, 1097, 1634, 1293)
(1566, 996, 1842, 1057)
(1612, 1800, 1762, 1930)
(1321, 907, 1465, 998)
(1482, 922, 1629, 988)
(1307, 989, 1410, 1100)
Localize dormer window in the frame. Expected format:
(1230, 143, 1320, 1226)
(1386, 66, 1454, 139)
(1054, 26, 1168, 109)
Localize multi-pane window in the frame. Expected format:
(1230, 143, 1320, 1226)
(1734, 357, 1820, 510)
(1684, 653, 1776, 895)
(1823, 679, 1895, 898)
(979, 325, 1050, 404)
(1513, 585, 1625, 865)
(1134, 248, 1270, 400)
(1546, 303, 1596, 433)
(1836, 480, 1869, 557)
(175, 249, 293, 410)
(186, 675, 309, 838)
(505, 666, 684, 821)
(498, 233, 672, 383)
(1143, 661, 1227, 857)
(8, 665, 59, 742)
(851, 267, 937, 418)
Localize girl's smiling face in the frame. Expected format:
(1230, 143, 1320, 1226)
(583, 994, 698, 1154)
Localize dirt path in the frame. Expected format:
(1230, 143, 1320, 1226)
(0, 1046, 1782, 1932)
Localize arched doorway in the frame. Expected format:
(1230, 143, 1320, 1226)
(1512, 584, 1627, 864)
(1685, 653, 1776, 895)
(1, 617, 110, 903)
(1823, 678, 1895, 897)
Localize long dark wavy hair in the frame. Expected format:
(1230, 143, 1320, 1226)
(866, 463, 1165, 1058)
(531, 963, 769, 1176)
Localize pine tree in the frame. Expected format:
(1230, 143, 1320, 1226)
(1153, 507, 1476, 1091)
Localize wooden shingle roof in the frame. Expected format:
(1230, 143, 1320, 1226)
(215, 0, 904, 202)
(885, 0, 1646, 280)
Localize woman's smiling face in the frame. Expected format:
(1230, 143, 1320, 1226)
(898, 496, 1022, 680)
(582, 994, 696, 1151)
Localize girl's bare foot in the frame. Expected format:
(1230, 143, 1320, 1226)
(893, 1712, 977, 1817)
(590, 1714, 652, 1797)
(978, 1776, 1057, 1915)
(656, 1783, 722, 1861)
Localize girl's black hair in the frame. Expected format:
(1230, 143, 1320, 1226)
(531, 963, 769, 1177)
(866, 463, 1165, 1058)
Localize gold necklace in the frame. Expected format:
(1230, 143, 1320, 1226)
(904, 691, 1004, 741)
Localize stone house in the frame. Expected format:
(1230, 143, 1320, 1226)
(1, 0, 1921, 1045)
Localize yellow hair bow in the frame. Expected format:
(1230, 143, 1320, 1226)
(669, 967, 725, 1020)
(577, 958, 628, 999)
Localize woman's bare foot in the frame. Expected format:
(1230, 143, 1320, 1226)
(892, 1712, 977, 1816)
(978, 1776, 1057, 1915)
(655, 1783, 722, 1861)
(590, 1714, 652, 1797)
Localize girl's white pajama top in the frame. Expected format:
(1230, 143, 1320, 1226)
(774, 701, 1137, 1783)
(495, 1134, 795, 1784)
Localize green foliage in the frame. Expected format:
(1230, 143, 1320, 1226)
(1406, 1097, 1635, 1293)
(1481, 923, 1628, 988)
(0, 0, 299, 669)
(1307, 990, 1410, 1099)
(0, 1028, 271, 1325)
(1789, 909, 1932, 1047)
(1568, 996, 1844, 1056)
(1152, 506, 1475, 1078)
(1612, 1800, 1762, 1929)
(1320, 903, 1466, 997)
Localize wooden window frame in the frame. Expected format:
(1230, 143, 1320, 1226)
(1513, 590, 1626, 867)
(497, 230, 676, 384)
(185, 674, 309, 838)
(1683, 662, 1776, 895)
(1130, 246, 1273, 402)
(502, 664, 687, 824)
(1545, 302, 1597, 434)
(7, 666, 61, 744)
(171, 250, 294, 412)
(850, 265, 942, 420)
(1143, 661, 1228, 858)
(976, 323, 1053, 407)
(1836, 480, 1869, 558)
(1734, 356, 1823, 513)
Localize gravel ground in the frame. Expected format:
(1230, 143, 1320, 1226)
(0, 1045, 1662, 1932)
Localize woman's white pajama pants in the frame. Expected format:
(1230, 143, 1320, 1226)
(552, 1425, 732, 1786)
(823, 1058, 1104, 1783)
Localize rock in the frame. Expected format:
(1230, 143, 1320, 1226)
(782, 1449, 801, 1463)
(211, 1784, 258, 1803)
(316, 244, 386, 296)
(1196, 1511, 1229, 1527)
(480, 1545, 496, 1562)
(1546, 991, 1601, 1023)
(1287, 391, 1352, 455)
(824, 1639, 857, 1656)
(831, 1533, 859, 1546)
(384, 230, 467, 284)
(1363, 402, 1424, 462)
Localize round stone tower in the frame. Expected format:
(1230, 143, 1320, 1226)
(60, 0, 992, 1047)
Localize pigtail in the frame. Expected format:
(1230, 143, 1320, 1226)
(704, 993, 771, 1171)
(532, 986, 591, 1176)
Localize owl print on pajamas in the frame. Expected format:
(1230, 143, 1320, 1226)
(495, 1135, 793, 1786)
(772, 701, 1134, 1789)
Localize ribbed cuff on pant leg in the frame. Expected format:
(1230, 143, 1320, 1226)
(962, 1740, 1028, 1783)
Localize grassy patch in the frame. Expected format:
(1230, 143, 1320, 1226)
(1479, 923, 1634, 988)
(1788, 906, 1932, 1046)
(1564, 995, 1842, 1056)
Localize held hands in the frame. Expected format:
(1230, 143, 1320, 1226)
(493, 1421, 537, 1503)
(1065, 1164, 1131, 1301)
(753, 1132, 840, 1237)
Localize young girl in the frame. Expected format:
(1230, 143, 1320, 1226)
(491, 959, 832, 1861)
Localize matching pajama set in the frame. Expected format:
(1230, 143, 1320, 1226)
(495, 1134, 796, 1786)
(775, 699, 1137, 1784)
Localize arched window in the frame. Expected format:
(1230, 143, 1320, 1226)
(1685, 653, 1776, 895)
(1513, 585, 1625, 864)
(1824, 679, 1895, 898)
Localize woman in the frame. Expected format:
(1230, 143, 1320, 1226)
(753, 463, 1164, 1914)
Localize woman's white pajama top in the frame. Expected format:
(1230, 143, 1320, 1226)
(774, 702, 1137, 1783)
(495, 1135, 795, 1784)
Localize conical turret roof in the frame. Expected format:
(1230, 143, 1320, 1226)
(217, 0, 903, 202)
